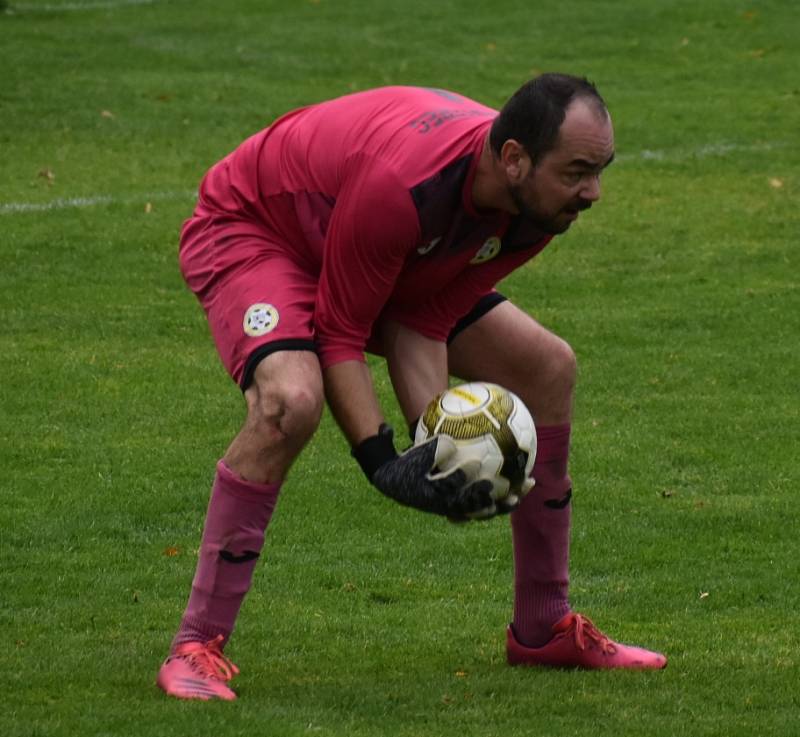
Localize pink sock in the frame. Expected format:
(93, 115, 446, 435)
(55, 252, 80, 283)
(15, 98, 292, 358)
(511, 424, 573, 647)
(172, 460, 280, 650)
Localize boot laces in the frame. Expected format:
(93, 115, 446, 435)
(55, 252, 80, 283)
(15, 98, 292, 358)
(570, 614, 617, 655)
(177, 635, 240, 682)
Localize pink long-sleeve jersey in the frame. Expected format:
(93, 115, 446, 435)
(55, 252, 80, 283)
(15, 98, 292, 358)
(191, 86, 553, 368)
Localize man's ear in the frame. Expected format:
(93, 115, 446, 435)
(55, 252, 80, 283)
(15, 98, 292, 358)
(500, 139, 530, 183)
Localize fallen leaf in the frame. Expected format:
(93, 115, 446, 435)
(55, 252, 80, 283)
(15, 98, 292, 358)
(699, 591, 709, 599)
(38, 168, 55, 183)
(455, 670, 467, 678)
(769, 177, 784, 189)
(144, 202, 153, 213)
(163, 546, 180, 557)
(101, 110, 115, 119)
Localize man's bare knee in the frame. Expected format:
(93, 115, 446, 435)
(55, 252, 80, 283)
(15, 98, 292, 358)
(246, 381, 324, 445)
(503, 335, 576, 425)
(246, 352, 323, 436)
(225, 352, 323, 482)
(544, 337, 577, 396)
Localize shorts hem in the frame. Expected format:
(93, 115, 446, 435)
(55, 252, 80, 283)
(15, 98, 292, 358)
(241, 339, 317, 390)
(447, 292, 508, 344)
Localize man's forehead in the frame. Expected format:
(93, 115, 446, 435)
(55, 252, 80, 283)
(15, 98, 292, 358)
(551, 100, 615, 164)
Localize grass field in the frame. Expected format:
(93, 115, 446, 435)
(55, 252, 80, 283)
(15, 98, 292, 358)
(2, 0, 799, 735)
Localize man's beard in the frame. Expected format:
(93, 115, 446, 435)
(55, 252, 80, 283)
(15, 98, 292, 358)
(509, 185, 592, 235)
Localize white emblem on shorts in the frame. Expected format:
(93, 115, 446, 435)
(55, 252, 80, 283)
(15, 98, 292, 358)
(470, 236, 502, 264)
(243, 303, 279, 337)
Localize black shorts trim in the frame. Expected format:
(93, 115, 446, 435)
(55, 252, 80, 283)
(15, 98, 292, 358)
(241, 339, 318, 391)
(446, 292, 508, 345)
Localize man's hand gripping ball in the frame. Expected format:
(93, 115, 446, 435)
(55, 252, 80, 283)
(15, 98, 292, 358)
(354, 424, 521, 521)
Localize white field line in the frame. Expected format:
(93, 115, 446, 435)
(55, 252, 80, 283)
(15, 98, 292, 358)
(0, 190, 195, 215)
(614, 140, 783, 164)
(11, 0, 159, 10)
(0, 141, 785, 216)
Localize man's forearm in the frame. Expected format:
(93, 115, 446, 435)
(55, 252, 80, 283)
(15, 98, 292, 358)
(323, 360, 385, 446)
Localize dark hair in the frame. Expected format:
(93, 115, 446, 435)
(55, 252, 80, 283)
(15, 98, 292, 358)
(489, 73, 607, 164)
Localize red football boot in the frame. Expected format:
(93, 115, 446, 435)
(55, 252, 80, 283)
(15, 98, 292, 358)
(507, 612, 667, 670)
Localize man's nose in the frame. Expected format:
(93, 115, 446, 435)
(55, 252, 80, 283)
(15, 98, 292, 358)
(581, 174, 601, 202)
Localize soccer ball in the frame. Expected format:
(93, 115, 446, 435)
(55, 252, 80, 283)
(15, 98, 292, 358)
(414, 382, 537, 503)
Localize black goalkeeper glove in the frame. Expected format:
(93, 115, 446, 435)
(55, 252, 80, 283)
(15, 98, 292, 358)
(352, 424, 497, 520)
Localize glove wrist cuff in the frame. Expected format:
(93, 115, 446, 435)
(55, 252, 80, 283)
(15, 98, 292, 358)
(352, 423, 398, 482)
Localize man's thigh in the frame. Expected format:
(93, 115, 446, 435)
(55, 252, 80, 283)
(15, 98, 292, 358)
(447, 300, 575, 425)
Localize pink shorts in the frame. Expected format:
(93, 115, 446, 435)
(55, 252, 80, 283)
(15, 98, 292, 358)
(179, 212, 319, 389)
(179, 211, 506, 390)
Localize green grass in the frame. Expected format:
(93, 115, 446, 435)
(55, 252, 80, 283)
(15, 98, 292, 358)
(2, 0, 799, 735)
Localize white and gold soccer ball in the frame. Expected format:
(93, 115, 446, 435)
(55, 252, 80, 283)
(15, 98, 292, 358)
(414, 382, 537, 506)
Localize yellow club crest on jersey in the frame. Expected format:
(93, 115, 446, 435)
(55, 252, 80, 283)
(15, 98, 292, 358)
(470, 236, 501, 264)
(243, 303, 279, 337)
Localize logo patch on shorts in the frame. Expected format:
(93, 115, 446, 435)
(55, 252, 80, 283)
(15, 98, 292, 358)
(470, 236, 501, 264)
(243, 303, 279, 337)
